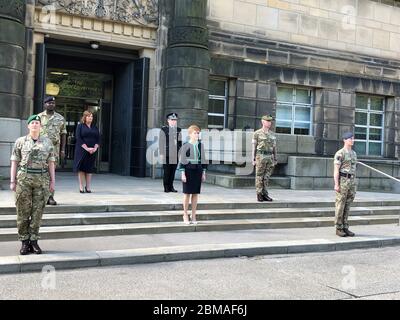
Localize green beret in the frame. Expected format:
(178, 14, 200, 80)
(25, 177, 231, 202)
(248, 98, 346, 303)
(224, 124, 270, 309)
(261, 115, 273, 121)
(27, 114, 41, 124)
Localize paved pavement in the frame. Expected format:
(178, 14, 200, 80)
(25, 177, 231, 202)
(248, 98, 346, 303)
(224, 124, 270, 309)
(1, 172, 399, 207)
(0, 246, 399, 299)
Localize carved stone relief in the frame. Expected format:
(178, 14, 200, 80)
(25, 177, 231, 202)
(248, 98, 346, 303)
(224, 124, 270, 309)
(37, 0, 158, 25)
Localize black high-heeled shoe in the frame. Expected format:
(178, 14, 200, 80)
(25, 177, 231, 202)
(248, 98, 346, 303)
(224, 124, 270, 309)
(85, 187, 92, 193)
(79, 189, 85, 193)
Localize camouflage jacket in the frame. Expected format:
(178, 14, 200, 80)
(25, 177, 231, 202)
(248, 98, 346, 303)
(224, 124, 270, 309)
(10, 135, 56, 169)
(253, 129, 277, 154)
(38, 111, 67, 146)
(334, 148, 357, 175)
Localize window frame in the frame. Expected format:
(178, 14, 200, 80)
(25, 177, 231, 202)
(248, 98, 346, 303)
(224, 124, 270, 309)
(208, 78, 228, 130)
(276, 85, 314, 136)
(354, 94, 385, 156)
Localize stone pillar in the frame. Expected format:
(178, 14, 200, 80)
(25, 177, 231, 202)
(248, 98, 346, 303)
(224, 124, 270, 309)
(385, 97, 397, 158)
(163, 0, 210, 129)
(0, 0, 27, 178)
(315, 89, 355, 156)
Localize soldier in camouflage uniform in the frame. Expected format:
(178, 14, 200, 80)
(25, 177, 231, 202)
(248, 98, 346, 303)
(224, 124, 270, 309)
(333, 132, 357, 237)
(10, 115, 56, 255)
(38, 96, 67, 205)
(252, 115, 277, 202)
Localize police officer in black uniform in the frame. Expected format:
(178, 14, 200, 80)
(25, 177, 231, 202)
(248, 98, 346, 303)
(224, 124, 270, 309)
(159, 113, 182, 192)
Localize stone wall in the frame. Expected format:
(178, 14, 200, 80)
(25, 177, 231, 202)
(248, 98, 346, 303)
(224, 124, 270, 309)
(205, 0, 400, 159)
(0, 0, 29, 178)
(286, 156, 400, 192)
(208, 0, 400, 62)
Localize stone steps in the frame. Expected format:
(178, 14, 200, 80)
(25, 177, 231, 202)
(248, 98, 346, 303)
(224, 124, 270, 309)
(2, 234, 400, 274)
(1, 200, 400, 215)
(0, 214, 397, 242)
(0, 206, 399, 228)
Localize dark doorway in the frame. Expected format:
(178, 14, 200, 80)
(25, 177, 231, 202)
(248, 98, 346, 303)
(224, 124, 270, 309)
(34, 41, 149, 177)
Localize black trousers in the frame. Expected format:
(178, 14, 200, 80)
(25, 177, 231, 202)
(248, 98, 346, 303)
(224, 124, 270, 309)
(163, 164, 177, 191)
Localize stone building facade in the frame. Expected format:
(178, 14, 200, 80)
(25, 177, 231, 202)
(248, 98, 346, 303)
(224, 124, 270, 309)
(1, 0, 399, 191)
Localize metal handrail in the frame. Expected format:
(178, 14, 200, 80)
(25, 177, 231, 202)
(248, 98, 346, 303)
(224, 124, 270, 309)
(357, 161, 400, 183)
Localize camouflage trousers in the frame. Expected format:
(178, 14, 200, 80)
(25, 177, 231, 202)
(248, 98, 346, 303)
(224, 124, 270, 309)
(255, 154, 275, 195)
(335, 177, 356, 230)
(15, 172, 50, 241)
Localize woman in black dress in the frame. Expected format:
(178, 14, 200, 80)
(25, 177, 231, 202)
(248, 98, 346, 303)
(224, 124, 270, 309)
(177, 125, 207, 224)
(73, 111, 100, 193)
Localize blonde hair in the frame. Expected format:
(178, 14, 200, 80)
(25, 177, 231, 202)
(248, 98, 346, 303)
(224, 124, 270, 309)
(81, 111, 93, 124)
(188, 125, 201, 134)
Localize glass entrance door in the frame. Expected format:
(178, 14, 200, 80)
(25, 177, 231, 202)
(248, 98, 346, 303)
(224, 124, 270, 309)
(46, 69, 113, 172)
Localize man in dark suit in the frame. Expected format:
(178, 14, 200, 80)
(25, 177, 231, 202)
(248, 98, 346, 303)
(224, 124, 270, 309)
(159, 113, 182, 192)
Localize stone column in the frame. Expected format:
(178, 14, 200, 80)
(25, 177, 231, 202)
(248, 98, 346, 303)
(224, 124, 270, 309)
(163, 0, 210, 129)
(0, 0, 27, 178)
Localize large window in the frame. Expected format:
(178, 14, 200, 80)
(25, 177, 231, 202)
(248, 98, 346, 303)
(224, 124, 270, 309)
(208, 79, 227, 129)
(354, 95, 384, 156)
(276, 86, 313, 135)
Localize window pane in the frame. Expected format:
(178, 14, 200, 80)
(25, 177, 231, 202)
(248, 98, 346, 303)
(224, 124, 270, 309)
(295, 107, 311, 122)
(369, 113, 383, 126)
(296, 89, 311, 104)
(277, 87, 293, 102)
(276, 127, 291, 134)
(209, 80, 225, 96)
(370, 97, 384, 111)
(355, 127, 367, 140)
(276, 104, 292, 121)
(369, 143, 382, 156)
(355, 112, 367, 125)
(276, 120, 292, 134)
(208, 115, 224, 128)
(294, 127, 310, 135)
(354, 142, 366, 155)
(208, 99, 225, 114)
(355, 112, 368, 126)
(235, 117, 255, 130)
(369, 128, 382, 141)
(356, 95, 368, 109)
(294, 122, 310, 129)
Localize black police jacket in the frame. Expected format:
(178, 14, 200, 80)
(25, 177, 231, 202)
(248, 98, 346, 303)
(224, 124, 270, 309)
(159, 126, 182, 161)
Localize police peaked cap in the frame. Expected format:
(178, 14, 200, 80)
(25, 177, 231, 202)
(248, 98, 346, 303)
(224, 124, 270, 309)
(27, 114, 41, 124)
(167, 113, 178, 120)
(44, 96, 56, 103)
(342, 132, 354, 140)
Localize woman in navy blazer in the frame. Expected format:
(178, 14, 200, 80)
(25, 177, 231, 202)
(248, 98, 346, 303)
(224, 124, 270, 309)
(73, 111, 100, 193)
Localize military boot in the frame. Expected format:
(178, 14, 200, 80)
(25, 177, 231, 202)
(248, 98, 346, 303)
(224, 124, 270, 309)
(257, 193, 264, 202)
(19, 240, 31, 255)
(29, 240, 42, 254)
(47, 196, 57, 205)
(336, 229, 347, 237)
(343, 228, 355, 237)
(263, 194, 273, 202)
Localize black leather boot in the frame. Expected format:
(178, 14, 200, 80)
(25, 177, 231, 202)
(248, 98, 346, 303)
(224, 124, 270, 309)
(20, 240, 30, 255)
(47, 196, 57, 205)
(257, 194, 264, 202)
(30, 240, 42, 254)
(263, 194, 273, 201)
(343, 228, 355, 237)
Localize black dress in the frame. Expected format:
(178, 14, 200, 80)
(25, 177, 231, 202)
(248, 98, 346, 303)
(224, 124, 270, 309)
(177, 141, 208, 194)
(73, 123, 100, 173)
